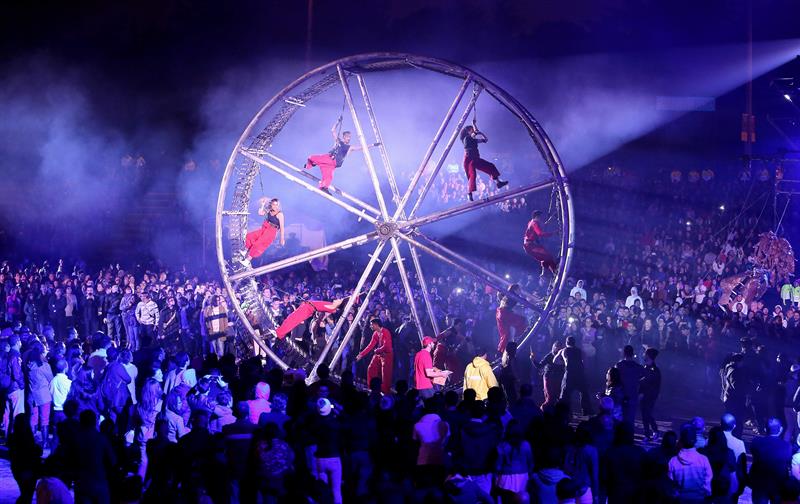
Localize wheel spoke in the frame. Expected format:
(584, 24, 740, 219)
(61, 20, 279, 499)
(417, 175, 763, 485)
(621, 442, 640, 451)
(325, 245, 399, 372)
(355, 74, 402, 206)
(252, 149, 382, 216)
(405, 84, 483, 219)
(396, 232, 543, 313)
(391, 77, 472, 221)
(337, 65, 390, 220)
(402, 179, 555, 230)
(309, 240, 390, 380)
(407, 243, 441, 337)
(389, 237, 425, 343)
(240, 148, 378, 224)
(228, 231, 379, 282)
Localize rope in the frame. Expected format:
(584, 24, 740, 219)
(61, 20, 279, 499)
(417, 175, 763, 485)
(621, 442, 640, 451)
(774, 196, 791, 235)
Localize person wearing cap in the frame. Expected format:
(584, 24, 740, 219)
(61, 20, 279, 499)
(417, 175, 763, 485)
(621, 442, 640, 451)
(463, 346, 498, 401)
(314, 397, 343, 504)
(414, 336, 451, 399)
(639, 347, 661, 441)
(356, 318, 393, 394)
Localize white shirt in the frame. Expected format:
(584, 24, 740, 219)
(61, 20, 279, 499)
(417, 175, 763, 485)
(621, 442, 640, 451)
(625, 295, 642, 308)
(135, 300, 160, 326)
(123, 362, 138, 404)
(723, 430, 746, 463)
(412, 413, 450, 466)
(49, 373, 72, 411)
(570, 286, 587, 301)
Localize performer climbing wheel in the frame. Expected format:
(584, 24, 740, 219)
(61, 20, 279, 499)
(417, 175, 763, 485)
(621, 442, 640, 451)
(215, 53, 575, 381)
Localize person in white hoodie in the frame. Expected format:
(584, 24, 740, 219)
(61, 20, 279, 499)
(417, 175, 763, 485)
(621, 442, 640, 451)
(570, 280, 587, 301)
(48, 359, 72, 426)
(624, 287, 642, 309)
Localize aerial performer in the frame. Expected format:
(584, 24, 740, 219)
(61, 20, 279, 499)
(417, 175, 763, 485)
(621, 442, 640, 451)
(237, 197, 284, 267)
(523, 210, 558, 276)
(304, 116, 379, 194)
(271, 298, 344, 340)
(496, 285, 528, 354)
(356, 318, 393, 394)
(459, 122, 508, 201)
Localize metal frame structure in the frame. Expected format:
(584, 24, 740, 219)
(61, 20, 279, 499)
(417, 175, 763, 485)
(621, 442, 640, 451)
(215, 53, 575, 381)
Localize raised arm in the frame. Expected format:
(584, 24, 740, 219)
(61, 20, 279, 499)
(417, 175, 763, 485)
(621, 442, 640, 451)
(331, 120, 341, 141)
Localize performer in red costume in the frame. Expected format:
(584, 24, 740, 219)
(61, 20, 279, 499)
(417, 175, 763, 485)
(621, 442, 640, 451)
(460, 124, 508, 201)
(356, 318, 393, 394)
(272, 298, 344, 340)
(523, 210, 557, 276)
(304, 118, 379, 193)
(496, 286, 528, 354)
(239, 198, 285, 267)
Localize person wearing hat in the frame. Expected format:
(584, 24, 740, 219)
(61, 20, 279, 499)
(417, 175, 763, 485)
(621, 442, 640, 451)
(463, 346, 498, 401)
(314, 397, 343, 504)
(640, 347, 661, 441)
(414, 336, 451, 399)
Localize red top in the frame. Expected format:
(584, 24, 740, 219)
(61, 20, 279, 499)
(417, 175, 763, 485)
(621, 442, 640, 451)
(414, 348, 434, 390)
(524, 219, 551, 244)
(358, 327, 393, 360)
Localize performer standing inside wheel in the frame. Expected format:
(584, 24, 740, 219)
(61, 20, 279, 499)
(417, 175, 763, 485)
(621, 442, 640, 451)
(304, 117, 379, 194)
(460, 124, 508, 201)
(356, 318, 393, 394)
(523, 210, 557, 276)
(496, 285, 528, 354)
(239, 197, 284, 267)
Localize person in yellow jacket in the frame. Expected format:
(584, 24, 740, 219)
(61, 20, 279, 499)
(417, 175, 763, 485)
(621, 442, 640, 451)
(463, 347, 498, 401)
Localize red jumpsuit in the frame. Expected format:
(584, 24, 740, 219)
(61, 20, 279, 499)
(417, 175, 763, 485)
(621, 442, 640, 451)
(496, 306, 527, 354)
(357, 327, 393, 394)
(305, 139, 350, 189)
(275, 300, 337, 339)
(245, 214, 279, 259)
(523, 219, 557, 273)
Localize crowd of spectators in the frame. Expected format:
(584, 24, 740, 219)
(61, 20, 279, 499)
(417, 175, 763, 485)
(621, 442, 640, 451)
(2, 158, 800, 503)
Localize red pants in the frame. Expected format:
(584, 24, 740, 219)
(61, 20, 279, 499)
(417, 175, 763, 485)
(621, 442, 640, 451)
(276, 301, 332, 339)
(463, 154, 500, 193)
(367, 354, 393, 394)
(496, 307, 527, 354)
(245, 222, 277, 258)
(524, 241, 557, 273)
(306, 154, 337, 189)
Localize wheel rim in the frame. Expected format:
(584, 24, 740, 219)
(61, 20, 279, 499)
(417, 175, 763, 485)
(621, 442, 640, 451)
(215, 53, 575, 379)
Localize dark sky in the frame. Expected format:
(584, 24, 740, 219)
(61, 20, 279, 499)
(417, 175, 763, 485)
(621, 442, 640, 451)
(3, 0, 799, 138)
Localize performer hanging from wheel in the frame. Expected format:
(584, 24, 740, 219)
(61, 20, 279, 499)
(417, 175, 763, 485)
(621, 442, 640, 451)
(356, 318, 393, 394)
(239, 197, 284, 267)
(271, 298, 344, 340)
(496, 284, 528, 354)
(304, 116, 379, 194)
(524, 210, 558, 276)
(460, 123, 508, 201)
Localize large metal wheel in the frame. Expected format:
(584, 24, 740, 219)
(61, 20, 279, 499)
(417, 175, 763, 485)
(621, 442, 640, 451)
(216, 53, 574, 381)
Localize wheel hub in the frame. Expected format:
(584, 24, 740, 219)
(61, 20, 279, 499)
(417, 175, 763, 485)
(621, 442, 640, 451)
(375, 220, 398, 240)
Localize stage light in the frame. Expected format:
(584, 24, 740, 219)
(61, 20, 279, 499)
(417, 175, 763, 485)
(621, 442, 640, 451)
(686, 220, 692, 226)
(504, 273, 511, 279)
(455, 287, 463, 294)
(785, 94, 793, 102)
(719, 204, 725, 211)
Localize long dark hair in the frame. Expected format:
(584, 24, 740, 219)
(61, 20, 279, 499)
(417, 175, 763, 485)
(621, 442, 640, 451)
(459, 125, 474, 141)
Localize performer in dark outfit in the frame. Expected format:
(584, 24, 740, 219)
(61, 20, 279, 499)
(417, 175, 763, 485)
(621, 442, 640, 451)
(304, 118, 379, 193)
(459, 124, 508, 201)
(239, 197, 285, 267)
(523, 210, 558, 276)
